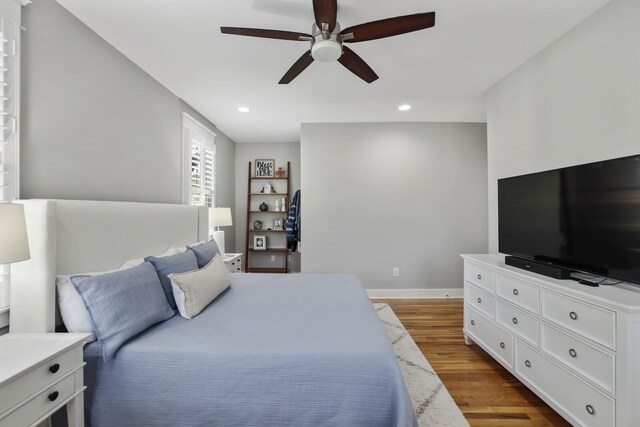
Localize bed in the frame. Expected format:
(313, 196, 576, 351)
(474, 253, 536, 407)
(11, 200, 417, 427)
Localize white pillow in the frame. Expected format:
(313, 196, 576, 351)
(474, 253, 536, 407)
(57, 246, 177, 339)
(169, 254, 230, 320)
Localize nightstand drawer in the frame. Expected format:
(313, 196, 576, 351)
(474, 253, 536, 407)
(0, 346, 81, 416)
(465, 262, 495, 293)
(542, 290, 616, 350)
(0, 374, 76, 427)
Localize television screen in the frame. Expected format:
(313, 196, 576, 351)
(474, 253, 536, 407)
(498, 154, 640, 284)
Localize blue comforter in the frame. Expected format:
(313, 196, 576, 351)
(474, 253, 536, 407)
(81, 273, 417, 426)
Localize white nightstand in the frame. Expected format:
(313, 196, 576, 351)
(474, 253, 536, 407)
(223, 253, 243, 273)
(0, 333, 91, 427)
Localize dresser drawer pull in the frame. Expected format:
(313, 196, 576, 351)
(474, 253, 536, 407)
(524, 360, 531, 368)
(586, 404, 595, 415)
(569, 348, 577, 358)
(569, 311, 578, 320)
(513, 288, 519, 296)
(49, 363, 60, 374)
(477, 274, 482, 280)
(477, 297, 482, 304)
(48, 391, 59, 402)
(512, 317, 518, 325)
(500, 342, 505, 349)
(470, 320, 475, 326)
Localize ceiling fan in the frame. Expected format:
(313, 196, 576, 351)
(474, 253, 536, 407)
(221, 0, 435, 84)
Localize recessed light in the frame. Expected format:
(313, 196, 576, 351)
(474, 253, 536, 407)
(398, 104, 412, 111)
(238, 106, 250, 113)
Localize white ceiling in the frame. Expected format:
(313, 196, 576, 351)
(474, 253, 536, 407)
(56, 0, 610, 143)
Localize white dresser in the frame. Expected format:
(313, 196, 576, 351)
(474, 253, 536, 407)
(223, 253, 243, 273)
(462, 254, 640, 427)
(0, 333, 91, 427)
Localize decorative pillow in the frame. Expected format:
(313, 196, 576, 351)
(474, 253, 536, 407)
(71, 262, 175, 360)
(145, 250, 199, 309)
(57, 247, 177, 340)
(169, 254, 231, 320)
(188, 240, 221, 268)
(173, 241, 205, 254)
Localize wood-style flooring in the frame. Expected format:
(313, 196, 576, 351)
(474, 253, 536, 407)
(372, 299, 570, 427)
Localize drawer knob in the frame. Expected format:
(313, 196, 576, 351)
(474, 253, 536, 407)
(49, 363, 60, 374)
(513, 288, 519, 296)
(500, 342, 505, 349)
(586, 404, 595, 415)
(524, 360, 531, 368)
(470, 320, 475, 326)
(569, 348, 577, 358)
(569, 311, 578, 320)
(512, 317, 518, 325)
(477, 274, 482, 280)
(48, 391, 59, 402)
(477, 297, 482, 304)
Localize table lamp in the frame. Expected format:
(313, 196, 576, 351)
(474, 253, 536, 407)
(0, 203, 30, 265)
(209, 207, 232, 257)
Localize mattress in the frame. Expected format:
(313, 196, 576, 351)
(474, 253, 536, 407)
(79, 273, 417, 427)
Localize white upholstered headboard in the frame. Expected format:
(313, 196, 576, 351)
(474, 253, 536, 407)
(10, 200, 209, 333)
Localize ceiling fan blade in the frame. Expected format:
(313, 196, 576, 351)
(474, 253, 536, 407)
(338, 46, 378, 83)
(313, 0, 338, 32)
(279, 50, 315, 84)
(341, 12, 435, 43)
(221, 27, 311, 41)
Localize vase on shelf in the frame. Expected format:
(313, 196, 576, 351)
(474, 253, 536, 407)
(259, 202, 269, 212)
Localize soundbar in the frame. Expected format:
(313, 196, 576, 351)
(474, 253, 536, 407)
(505, 256, 572, 280)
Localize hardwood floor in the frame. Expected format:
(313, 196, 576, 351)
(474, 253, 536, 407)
(373, 299, 570, 427)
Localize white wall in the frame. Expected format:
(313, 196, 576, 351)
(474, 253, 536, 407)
(301, 122, 488, 290)
(487, 0, 640, 252)
(235, 142, 300, 269)
(20, 0, 236, 248)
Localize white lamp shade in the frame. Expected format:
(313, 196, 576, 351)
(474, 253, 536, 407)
(210, 207, 233, 227)
(0, 203, 30, 264)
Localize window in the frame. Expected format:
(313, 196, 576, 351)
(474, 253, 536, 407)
(182, 113, 216, 208)
(0, 9, 24, 329)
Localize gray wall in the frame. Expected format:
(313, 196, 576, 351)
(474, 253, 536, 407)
(301, 122, 488, 290)
(20, 0, 236, 249)
(235, 142, 300, 270)
(486, 0, 640, 252)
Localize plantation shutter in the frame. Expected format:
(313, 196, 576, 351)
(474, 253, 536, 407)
(182, 113, 216, 208)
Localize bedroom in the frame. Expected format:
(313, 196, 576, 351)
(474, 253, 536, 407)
(0, 0, 639, 426)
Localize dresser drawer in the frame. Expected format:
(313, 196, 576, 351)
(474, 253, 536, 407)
(466, 306, 514, 368)
(516, 341, 615, 427)
(496, 300, 538, 346)
(0, 374, 76, 427)
(0, 346, 81, 416)
(465, 262, 495, 293)
(496, 275, 539, 314)
(542, 290, 616, 350)
(465, 283, 495, 319)
(541, 323, 615, 395)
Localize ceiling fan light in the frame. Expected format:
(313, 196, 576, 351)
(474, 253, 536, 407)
(311, 40, 343, 62)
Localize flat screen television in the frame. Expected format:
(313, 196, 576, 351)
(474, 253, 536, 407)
(498, 154, 640, 285)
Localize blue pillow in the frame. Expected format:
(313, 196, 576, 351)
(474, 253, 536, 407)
(189, 240, 221, 268)
(71, 262, 175, 361)
(145, 250, 199, 309)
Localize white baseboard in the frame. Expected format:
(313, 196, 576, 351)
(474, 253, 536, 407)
(366, 288, 464, 299)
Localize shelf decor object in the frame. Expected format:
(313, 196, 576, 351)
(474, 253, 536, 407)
(255, 159, 275, 177)
(245, 161, 291, 273)
(209, 207, 233, 257)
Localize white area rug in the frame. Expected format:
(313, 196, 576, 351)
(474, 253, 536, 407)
(374, 303, 469, 427)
